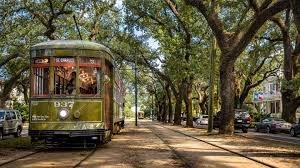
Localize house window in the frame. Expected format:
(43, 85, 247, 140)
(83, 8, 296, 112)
(269, 83, 276, 94)
(275, 101, 281, 114)
(270, 102, 276, 113)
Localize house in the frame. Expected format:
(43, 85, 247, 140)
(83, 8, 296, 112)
(253, 76, 282, 118)
(253, 76, 300, 122)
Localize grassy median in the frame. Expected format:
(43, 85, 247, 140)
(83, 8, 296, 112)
(0, 137, 31, 149)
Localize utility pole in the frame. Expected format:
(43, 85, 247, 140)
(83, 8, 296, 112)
(208, 37, 216, 133)
(135, 56, 138, 126)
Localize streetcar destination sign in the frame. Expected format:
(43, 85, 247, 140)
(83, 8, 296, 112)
(55, 57, 75, 63)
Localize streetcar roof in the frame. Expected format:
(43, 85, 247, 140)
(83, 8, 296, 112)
(30, 40, 113, 60)
(31, 40, 110, 51)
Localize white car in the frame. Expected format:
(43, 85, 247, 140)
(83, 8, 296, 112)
(196, 115, 209, 125)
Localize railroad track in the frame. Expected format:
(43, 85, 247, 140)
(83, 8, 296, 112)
(145, 126, 193, 168)
(0, 150, 43, 167)
(0, 147, 98, 168)
(72, 147, 98, 168)
(149, 123, 277, 168)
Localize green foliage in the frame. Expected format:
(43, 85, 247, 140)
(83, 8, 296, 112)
(0, 137, 31, 149)
(12, 100, 29, 121)
(281, 79, 300, 96)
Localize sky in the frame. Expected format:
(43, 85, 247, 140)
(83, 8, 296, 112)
(115, 0, 160, 50)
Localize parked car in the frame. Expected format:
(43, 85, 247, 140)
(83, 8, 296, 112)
(255, 117, 292, 133)
(213, 109, 251, 133)
(290, 123, 300, 137)
(195, 115, 209, 125)
(234, 109, 251, 133)
(0, 109, 23, 140)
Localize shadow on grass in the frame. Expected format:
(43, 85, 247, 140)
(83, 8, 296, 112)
(0, 137, 31, 149)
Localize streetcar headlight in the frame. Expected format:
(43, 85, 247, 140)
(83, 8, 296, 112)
(59, 109, 68, 119)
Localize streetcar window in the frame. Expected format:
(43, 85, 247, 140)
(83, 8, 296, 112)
(79, 67, 100, 95)
(54, 66, 76, 95)
(53, 57, 76, 95)
(32, 67, 49, 96)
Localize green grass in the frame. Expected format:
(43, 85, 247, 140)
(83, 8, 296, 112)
(0, 137, 32, 149)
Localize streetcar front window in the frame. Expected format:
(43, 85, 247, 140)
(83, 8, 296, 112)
(54, 66, 76, 95)
(53, 57, 76, 95)
(79, 67, 100, 95)
(32, 58, 49, 96)
(79, 57, 101, 96)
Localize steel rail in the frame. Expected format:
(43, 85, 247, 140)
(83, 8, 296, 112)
(73, 147, 98, 168)
(145, 126, 193, 168)
(155, 123, 278, 168)
(0, 150, 43, 167)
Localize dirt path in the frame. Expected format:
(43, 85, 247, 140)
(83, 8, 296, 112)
(80, 121, 269, 168)
(160, 122, 300, 168)
(1, 120, 298, 168)
(79, 121, 184, 168)
(1, 149, 93, 168)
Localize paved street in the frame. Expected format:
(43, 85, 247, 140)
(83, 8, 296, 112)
(193, 122, 300, 146)
(237, 130, 300, 146)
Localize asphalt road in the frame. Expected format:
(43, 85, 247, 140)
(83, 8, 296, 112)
(193, 121, 300, 146)
(236, 129, 300, 146)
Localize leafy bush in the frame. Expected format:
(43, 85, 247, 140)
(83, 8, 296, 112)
(242, 104, 269, 122)
(12, 100, 29, 121)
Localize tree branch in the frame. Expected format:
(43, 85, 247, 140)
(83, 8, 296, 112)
(0, 53, 22, 68)
(47, 0, 55, 15)
(231, 0, 290, 60)
(164, 0, 191, 43)
(247, 0, 259, 13)
(185, 0, 227, 50)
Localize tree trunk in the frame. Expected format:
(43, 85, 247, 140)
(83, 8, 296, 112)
(22, 84, 29, 104)
(219, 58, 235, 134)
(0, 96, 9, 108)
(173, 86, 184, 125)
(238, 82, 252, 108)
(199, 101, 207, 114)
(161, 97, 168, 123)
(282, 92, 298, 123)
(281, 8, 298, 123)
(157, 101, 162, 121)
(185, 81, 193, 127)
(166, 85, 173, 123)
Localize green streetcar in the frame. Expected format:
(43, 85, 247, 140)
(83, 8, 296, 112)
(29, 40, 124, 147)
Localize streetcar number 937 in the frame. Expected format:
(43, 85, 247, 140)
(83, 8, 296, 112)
(54, 101, 74, 109)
